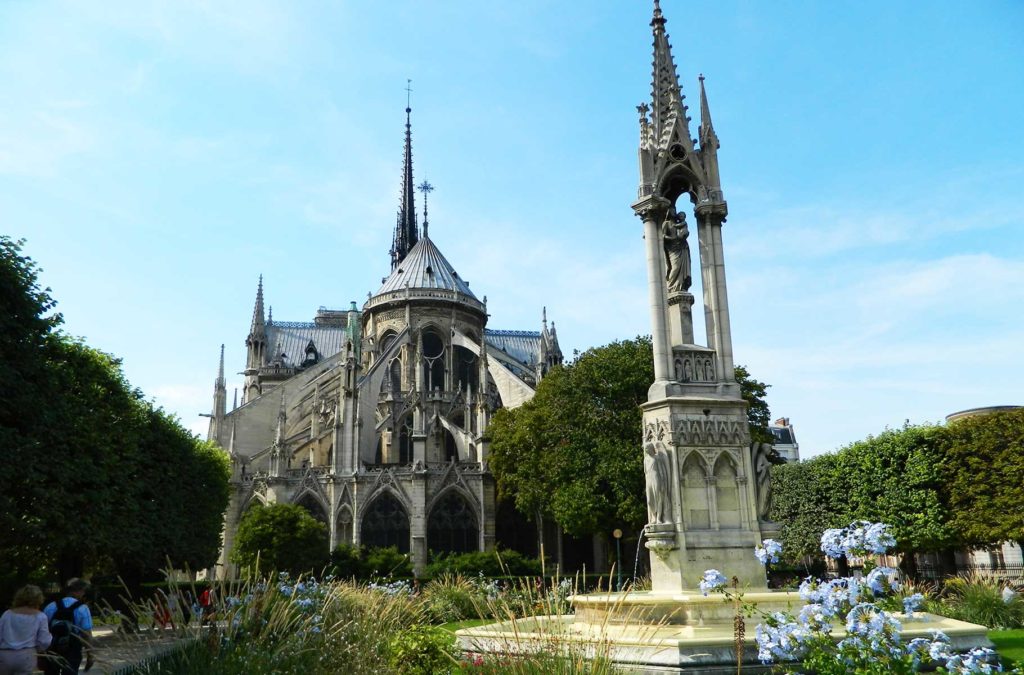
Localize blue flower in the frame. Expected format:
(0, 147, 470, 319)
(902, 593, 924, 616)
(698, 569, 727, 596)
(754, 539, 783, 565)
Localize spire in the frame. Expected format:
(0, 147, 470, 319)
(648, 0, 694, 156)
(418, 179, 434, 239)
(208, 343, 227, 442)
(698, 73, 723, 195)
(249, 275, 266, 338)
(391, 81, 419, 269)
(217, 343, 225, 385)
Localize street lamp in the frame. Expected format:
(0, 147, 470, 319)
(612, 528, 623, 592)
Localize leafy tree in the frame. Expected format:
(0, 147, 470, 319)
(769, 454, 844, 559)
(735, 365, 772, 443)
(488, 336, 772, 539)
(232, 503, 329, 577)
(0, 237, 230, 589)
(770, 424, 956, 572)
(938, 408, 1024, 550)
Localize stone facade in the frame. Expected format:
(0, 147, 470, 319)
(207, 108, 562, 578)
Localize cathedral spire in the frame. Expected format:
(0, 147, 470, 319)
(249, 275, 266, 338)
(391, 81, 419, 270)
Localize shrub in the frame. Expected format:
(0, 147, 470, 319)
(387, 624, 459, 675)
(230, 504, 329, 577)
(938, 574, 1024, 630)
(421, 575, 487, 623)
(425, 549, 542, 578)
(328, 544, 413, 580)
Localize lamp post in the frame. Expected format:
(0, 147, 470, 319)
(612, 528, 623, 591)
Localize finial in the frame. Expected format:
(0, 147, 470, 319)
(652, 0, 665, 24)
(418, 179, 433, 238)
(405, 78, 412, 113)
(542, 306, 548, 327)
(218, 343, 225, 380)
(232, 388, 238, 410)
(268, 306, 273, 324)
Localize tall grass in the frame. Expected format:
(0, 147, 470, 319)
(933, 573, 1024, 630)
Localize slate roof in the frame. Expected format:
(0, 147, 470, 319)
(266, 322, 347, 367)
(376, 236, 477, 298)
(485, 330, 542, 370)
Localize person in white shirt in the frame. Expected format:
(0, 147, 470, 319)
(0, 585, 52, 675)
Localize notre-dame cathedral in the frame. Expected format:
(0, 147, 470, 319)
(207, 105, 562, 577)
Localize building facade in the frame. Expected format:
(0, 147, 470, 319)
(207, 107, 561, 577)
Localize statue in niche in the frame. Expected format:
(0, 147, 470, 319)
(644, 442, 673, 524)
(750, 441, 786, 520)
(663, 209, 692, 293)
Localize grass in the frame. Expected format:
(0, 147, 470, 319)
(990, 629, 1024, 665)
(441, 618, 494, 633)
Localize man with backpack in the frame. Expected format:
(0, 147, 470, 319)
(42, 578, 94, 674)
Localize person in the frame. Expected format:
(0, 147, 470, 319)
(42, 579, 93, 675)
(0, 585, 52, 675)
(662, 209, 691, 293)
(198, 587, 214, 625)
(152, 590, 172, 630)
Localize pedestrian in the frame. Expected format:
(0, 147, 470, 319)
(42, 579, 94, 675)
(0, 584, 52, 675)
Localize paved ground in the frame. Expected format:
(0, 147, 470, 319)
(36, 626, 190, 674)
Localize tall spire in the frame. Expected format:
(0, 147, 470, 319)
(217, 343, 225, 385)
(391, 80, 419, 269)
(249, 274, 266, 337)
(698, 73, 723, 195)
(648, 0, 694, 157)
(208, 343, 227, 442)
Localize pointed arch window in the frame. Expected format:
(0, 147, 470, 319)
(427, 491, 478, 555)
(398, 419, 412, 465)
(681, 454, 710, 529)
(713, 455, 741, 529)
(422, 329, 446, 392)
(362, 494, 410, 553)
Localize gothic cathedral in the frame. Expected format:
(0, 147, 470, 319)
(206, 105, 562, 577)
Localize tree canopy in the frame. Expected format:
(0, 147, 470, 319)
(487, 335, 771, 538)
(0, 236, 230, 590)
(938, 408, 1024, 550)
(232, 503, 330, 577)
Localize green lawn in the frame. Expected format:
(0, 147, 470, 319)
(440, 618, 493, 633)
(990, 630, 1024, 665)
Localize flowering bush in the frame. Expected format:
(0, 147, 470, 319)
(702, 522, 1016, 674)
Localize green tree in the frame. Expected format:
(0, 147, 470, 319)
(488, 336, 772, 538)
(231, 503, 329, 577)
(769, 454, 844, 559)
(0, 237, 230, 588)
(735, 365, 772, 443)
(938, 408, 1024, 550)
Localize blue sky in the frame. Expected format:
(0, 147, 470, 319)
(4, 1, 1022, 456)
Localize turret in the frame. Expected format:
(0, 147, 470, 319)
(207, 344, 227, 442)
(244, 275, 267, 402)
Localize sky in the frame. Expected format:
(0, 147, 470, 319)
(3, 1, 1023, 457)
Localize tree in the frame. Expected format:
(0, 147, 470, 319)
(770, 424, 956, 574)
(488, 336, 773, 538)
(735, 365, 772, 444)
(0, 237, 230, 588)
(231, 503, 329, 577)
(939, 408, 1024, 551)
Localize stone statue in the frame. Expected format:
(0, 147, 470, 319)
(663, 210, 691, 293)
(750, 441, 786, 520)
(644, 442, 673, 524)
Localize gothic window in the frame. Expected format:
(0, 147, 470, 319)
(374, 435, 384, 465)
(427, 491, 478, 555)
(443, 429, 458, 462)
(454, 346, 477, 392)
(389, 358, 402, 394)
(398, 419, 412, 464)
(361, 494, 410, 553)
(713, 455, 741, 529)
(681, 454, 710, 529)
(422, 329, 446, 392)
(296, 493, 328, 527)
(337, 507, 353, 546)
(380, 330, 398, 354)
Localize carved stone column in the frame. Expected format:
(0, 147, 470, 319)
(632, 195, 672, 385)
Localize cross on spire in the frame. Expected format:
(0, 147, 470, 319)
(391, 80, 420, 269)
(418, 179, 434, 238)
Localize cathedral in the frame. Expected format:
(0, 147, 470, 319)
(207, 105, 562, 577)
